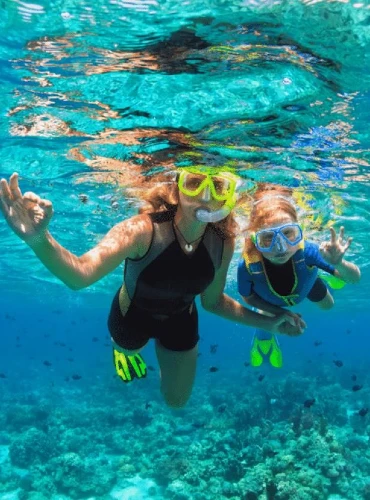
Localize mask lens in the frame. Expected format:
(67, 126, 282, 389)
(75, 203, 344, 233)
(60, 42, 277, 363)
(281, 224, 301, 243)
(212, 176, 231, 198)
(180, 173, 207, 195)
(256, 230, 275, 249)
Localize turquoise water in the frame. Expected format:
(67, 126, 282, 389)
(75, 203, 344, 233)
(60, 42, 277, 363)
(0, 1, 370, 499)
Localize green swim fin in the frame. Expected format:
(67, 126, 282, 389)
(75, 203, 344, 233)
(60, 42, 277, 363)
(319, 272, 346, 290)
(269, 335, 283, 369)
(113, 349, 147, 383)
(250, 332, 283, 368)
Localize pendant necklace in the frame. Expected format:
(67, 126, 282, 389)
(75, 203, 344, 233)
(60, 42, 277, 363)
(173, 221, 203, 253)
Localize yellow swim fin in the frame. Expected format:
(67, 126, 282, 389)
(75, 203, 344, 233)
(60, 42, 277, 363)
(251, 335, 266, 367)
(113, 349, 147, 383)
(250, 332, 283, 368)
(269, 335, 283, 368)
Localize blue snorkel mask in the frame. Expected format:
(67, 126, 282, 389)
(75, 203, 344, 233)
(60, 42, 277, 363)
(251, 223, 303, 253)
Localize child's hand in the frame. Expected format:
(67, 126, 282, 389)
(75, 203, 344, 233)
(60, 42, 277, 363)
(319, 226, 353, 266)
(278, 321, 304, 336)
(284, 311, 307, 330)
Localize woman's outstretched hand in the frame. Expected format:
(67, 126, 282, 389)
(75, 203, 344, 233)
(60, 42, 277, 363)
(0, 173, 53, 244)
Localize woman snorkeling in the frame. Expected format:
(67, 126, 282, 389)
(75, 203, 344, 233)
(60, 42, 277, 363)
(0, 169, 303, 408)
(238, 183, 361, 369)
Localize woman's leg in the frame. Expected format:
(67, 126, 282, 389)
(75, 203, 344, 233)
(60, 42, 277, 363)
(155, 341, 198, 409)
(112, 340, 147, 355)
(108, 288, 150, 382)
(108, 287, 150, 351)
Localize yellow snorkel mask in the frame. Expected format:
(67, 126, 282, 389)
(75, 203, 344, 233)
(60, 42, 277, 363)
(177, 167, 241, 223)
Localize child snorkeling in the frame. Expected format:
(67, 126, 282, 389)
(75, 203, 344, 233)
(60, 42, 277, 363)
(237, 183, 361, 368)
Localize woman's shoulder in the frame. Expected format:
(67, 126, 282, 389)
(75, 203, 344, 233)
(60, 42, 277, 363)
(108, 214, 153, 259)
(114, 213, 153, 233)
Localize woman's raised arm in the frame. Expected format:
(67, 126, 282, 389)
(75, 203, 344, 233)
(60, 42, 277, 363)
(0, 173, 152, 289)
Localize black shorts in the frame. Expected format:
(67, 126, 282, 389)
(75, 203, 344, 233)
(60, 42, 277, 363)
(108, 289, 199, 352)
(307, 277, 329, 302)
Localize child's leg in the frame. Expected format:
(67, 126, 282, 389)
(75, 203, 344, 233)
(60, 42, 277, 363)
(308, 278, 334, 310)
(316, 289, 334, 310)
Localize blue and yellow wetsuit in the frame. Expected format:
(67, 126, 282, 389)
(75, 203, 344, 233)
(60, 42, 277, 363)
(237, 241, 335, 367)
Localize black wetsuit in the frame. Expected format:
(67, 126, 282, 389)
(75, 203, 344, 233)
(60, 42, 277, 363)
(108, 211, 224, 351)
(262, 256, 328, 301)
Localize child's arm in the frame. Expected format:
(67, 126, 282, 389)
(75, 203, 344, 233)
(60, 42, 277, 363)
(333, 260, 360, 284)
(319, 226, 361, 284)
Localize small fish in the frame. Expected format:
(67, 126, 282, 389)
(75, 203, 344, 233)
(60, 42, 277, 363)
(67, 358, 74, 362)
(71, 374, 82, 380)
(192, 421, 206, 429)
(258, 374, 265, 382)
(352, 384, 363, 392)
(346, 329, 351, 335)
(92, 337, 99, 342)
(209, 366, 219, 373)
(333, 360, 343, 368)
(210, 344, 218, 354)
(304, 398, 316, 408)
(54, 341, 66, 347)
(314, 341, 322, 347)
(351, 375, 357, 381)
(64, 376, 70, 382)
(0, 373, 7, 379)
(358, 408, 368, 417)
(147, 365, 155, 372)
(78, 193, 89, 204)
(43, 360, 52, 367)
(145, 402, 152, 410)
(218, 404, 227, 414)
(244, 362, 250, 367)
